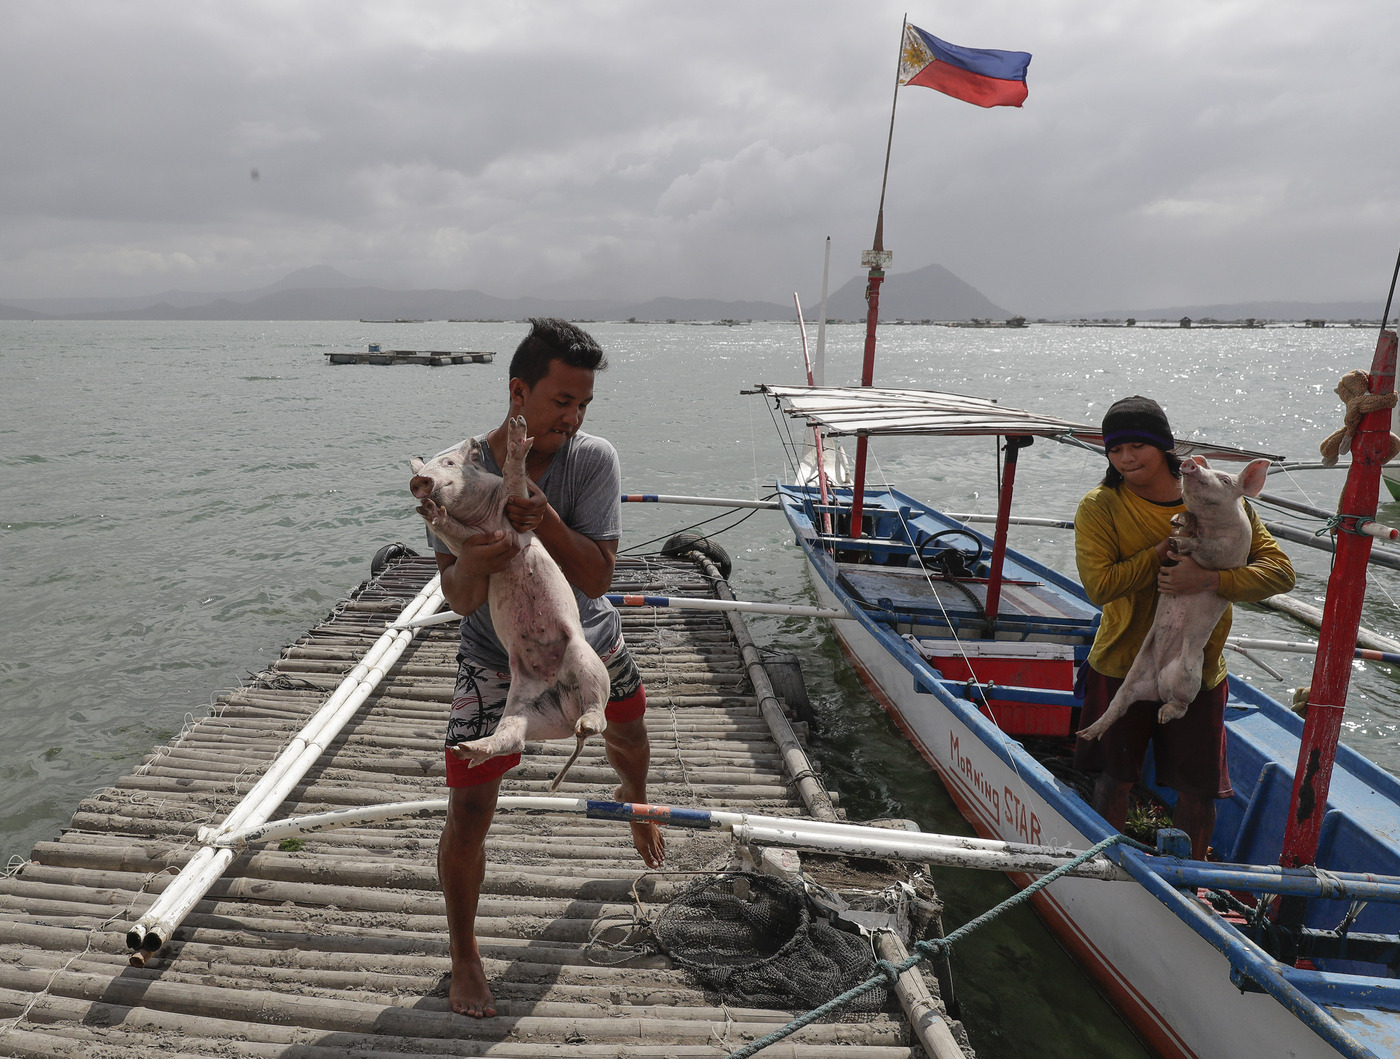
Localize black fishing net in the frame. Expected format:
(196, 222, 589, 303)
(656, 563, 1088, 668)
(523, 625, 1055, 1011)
(653, 871, 888, 1012)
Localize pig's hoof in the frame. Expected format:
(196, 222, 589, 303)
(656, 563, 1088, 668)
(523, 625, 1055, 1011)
(575, 715, 606, 738)
(506, 416, 533, 457)
(451, 740, 499, 766)
(1159, 703, 1188, 723)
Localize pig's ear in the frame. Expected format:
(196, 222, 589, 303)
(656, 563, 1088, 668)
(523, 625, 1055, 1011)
(1187, 455, 1209, 469)
(410, 457, 425, 474)
(465, 437, 486, 466)
(1239, 458, 1270, 498)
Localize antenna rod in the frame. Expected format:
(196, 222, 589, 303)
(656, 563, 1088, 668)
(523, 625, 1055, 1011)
(848, 16, 906, 540)
(871, 13, 907, 253)
(1381, 242, 1400, 333)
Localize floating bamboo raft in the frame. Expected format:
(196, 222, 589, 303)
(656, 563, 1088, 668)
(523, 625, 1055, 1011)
(0, 551, 969, 1058)
(326, 348, 496, 366)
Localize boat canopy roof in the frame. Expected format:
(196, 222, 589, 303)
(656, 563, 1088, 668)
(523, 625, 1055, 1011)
(753, 384, 1285, 462)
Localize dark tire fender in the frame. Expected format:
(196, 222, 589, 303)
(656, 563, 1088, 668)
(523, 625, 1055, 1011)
(371, 542, 420, 578)
(660, 532, 733, 580)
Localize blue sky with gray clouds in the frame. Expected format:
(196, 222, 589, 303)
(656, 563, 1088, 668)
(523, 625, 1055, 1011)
(4, 1, 1399, 316)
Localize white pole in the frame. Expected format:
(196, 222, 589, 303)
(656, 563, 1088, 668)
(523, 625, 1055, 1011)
(208, 576, 445, 840)
(816, 236, 831, 386)
(129, 575, 445, 952)
(213, 795, 1127, 881)
(392, 594, 856, 631)
(730, 822, 1126, 880)
(620, 494, 781, 510)
(127, 845, 235, 951)
(947, 512, 1075, 529)
(223, 798, 450, 847)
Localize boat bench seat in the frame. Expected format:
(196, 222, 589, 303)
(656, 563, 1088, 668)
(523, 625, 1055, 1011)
(837, 563, 1099, 640)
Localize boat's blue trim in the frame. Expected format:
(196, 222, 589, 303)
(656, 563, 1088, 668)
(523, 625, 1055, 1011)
(1281, 967, 1400, 1014)
(1112, 844, 1388, 1058)
(778, 482, 1400, 1058)
(1140, 857, 1400, 904)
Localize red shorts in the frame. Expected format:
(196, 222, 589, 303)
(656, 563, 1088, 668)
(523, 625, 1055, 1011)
(444, 637, 646, 787)
(1073, 667, 1233, 799)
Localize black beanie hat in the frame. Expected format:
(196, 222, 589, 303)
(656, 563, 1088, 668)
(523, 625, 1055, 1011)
(1102, 396, 1174, 453)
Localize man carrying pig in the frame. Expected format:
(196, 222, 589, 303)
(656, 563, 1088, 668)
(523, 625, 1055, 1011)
(423, 317, 663, 1018)
(1072, 396, 1294, 859)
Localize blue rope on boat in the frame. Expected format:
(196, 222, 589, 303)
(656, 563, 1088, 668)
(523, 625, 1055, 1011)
(723, 833, 1134, 1059)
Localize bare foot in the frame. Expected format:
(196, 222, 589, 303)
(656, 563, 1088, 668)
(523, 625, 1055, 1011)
(616, 786, 665, 868)
(449, 947, 497, 1018)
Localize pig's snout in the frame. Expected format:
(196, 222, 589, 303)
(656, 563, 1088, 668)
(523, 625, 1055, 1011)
(410, 475, 435, 500)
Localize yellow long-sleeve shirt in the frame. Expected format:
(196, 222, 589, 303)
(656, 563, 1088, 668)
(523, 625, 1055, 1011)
(1074, 483, 1296, 688)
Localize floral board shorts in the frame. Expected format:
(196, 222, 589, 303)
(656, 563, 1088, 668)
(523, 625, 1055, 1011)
(444, 634, 645, 787)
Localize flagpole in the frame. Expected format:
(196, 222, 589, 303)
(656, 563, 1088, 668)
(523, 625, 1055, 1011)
(848, 16, 904, 541)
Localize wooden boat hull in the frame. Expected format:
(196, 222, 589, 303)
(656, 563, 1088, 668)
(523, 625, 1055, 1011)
(781, 483, 1400, 1059)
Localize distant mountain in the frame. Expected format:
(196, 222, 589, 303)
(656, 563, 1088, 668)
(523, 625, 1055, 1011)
(4, 265, 1380, 323)
(263, 265, 361, 291)
(0, 302, 49, 320)
(815, 262, 1012, 322)
(0, 263, 1012, 322)
(5, 266, 365, 317)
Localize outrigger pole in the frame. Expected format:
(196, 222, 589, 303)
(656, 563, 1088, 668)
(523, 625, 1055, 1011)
(1278, 255, 1400, 877)
(847, 15, 905, 541)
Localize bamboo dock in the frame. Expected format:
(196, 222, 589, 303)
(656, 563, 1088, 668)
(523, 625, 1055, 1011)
(0, 550, 970, 1058)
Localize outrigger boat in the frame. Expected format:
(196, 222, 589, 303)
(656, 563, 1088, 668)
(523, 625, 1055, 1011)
(738, 27, 1400, 1050)
(748, 294, 1400, 1056)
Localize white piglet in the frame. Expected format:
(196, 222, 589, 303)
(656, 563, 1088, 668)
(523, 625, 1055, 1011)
(1078, 456, 1270, 740)
(409, 415, 609, 789)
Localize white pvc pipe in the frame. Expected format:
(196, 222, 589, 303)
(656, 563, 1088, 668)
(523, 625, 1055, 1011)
(392, 609, 462, 629)
(1229, 638, 1322, 656)
(214, 794, 1126, 881)
(131, 576, 444, 951)
(393, 593, 855, 631)
(620, 493, 781, 510)
(209, 577, 445, 840)
(606, 595, 854, 620)
(946, 512, 1076, 529)
(731, 823, 1126, 880)
(1360, 519, 1400, 542)
(223, 798, 449, 847)
(128, 845, 236, 951)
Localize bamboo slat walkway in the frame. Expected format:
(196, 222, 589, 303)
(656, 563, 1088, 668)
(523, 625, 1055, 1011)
(0, 551, 969, 1059)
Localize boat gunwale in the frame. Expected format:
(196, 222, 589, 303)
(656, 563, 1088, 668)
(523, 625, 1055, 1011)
(777, 481, 1400, 1057)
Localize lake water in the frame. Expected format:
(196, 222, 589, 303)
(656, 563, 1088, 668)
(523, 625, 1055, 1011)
(3, 318, 1398, 1058)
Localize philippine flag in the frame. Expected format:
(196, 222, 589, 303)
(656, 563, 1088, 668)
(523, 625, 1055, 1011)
(899, 25, 1031, 109)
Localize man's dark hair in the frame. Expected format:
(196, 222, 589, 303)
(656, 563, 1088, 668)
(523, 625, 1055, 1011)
(508, 317, 608, 386)
(1103, 450, 1182, 488)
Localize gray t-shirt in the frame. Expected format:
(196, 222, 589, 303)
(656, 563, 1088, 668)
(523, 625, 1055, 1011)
(425, 429, 622, 671)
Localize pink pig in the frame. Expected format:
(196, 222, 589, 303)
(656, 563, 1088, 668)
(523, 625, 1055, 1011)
(1078, 456, 1270, 740)
(409, 415, 608, 788)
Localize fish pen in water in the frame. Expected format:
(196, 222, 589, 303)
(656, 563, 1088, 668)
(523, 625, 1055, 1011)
(0, 549, 971, 1058)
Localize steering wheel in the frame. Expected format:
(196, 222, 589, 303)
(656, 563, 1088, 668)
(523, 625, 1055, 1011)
(917, 528, 986, 573)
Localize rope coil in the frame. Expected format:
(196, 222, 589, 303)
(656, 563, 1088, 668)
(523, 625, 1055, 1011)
(722, 833, 1138, 1058)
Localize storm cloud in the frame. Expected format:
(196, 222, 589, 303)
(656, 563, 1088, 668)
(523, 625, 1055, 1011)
(3, 1, 1398, 316)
